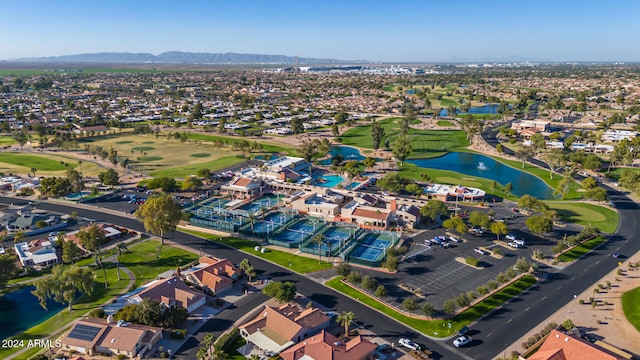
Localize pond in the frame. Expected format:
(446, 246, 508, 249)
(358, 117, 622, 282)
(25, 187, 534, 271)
(318, 146, 366, 166)
(0, 286, 65, 340)
(439, 104, 503, 117)
(406, 152, 555, 199)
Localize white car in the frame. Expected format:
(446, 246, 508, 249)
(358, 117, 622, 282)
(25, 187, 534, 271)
(506, 234, 517, 241)
(449, 236, 461, 243)
(453, 335, 472, 348)
(513, 239, 526, 246)
(399, 337, 420, 351)
(508, 241, 520, 248)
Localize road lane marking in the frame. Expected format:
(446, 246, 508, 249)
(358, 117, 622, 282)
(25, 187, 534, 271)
(542, 296, 547, 300)
(506, 319, 513, 324)
(486, 332, 492, 337)
(525, 307, 530, 312)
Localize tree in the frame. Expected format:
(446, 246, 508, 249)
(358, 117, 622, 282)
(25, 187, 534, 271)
(201, 333, 216, 359)
(543, 149, 567, 179)
(584, 187, 608, 202)
(66, 168, 84, 194)
(98, 168, 120, 186)
(246, 213, 257, 237)
(405, 183, 422, 197)
(331, 123, 340, 137)
(336, 311, 357, 337)
(515, 147, 534, 168)
(420, 200, 448, 221)
(443, 216, 467, 234)
(181, 176, 203, 191)
(312, 233, 324, 263)
(377, 173, 407, 192)
(505, 182, 513, 194)
(490, 221, 508, 241)
(39, 176, 72, 197)
(197, 168, 211, 179)
(147, 177, 177, 192)
(299, 139, 323, 174)
(135, 192, 183, 245)
(391, 135, 412, 166)
(262, 281, 296, 302)
(421, 302, 435, 317)
(363, 157, 376, 171)
(402, 297, 418, 315)
(375, 285, 387, 297)
(371, 120, 385, 150)
(0, 254, 18, 289)
(32, 265, 94, 310)
(525, 215, 553, 235)
(115, 241, 128, 281)
(581, 177, 597, 190)
(360, 275, 376, 291)
(12, 130, 29, 149)
(468, 211, 490, 229)
(443, 299, 457, 316)
(381, 254, 398, 271)
(78, 224, 108, 287)
(61, 238, 82, 264)
(13, 230, 27, 245)
(291, 117, 304, 134)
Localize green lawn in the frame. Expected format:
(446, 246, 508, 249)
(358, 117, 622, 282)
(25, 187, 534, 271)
(557, 236, 607, 263)
(439, 98, 459, 107)
(326, 275, 536, 337)
(180, 230, 334, 273)
(0, 153, 74, 171)
(224, 334, 248, 360)
(118, 239, 199, 288)
(606, 167, 640, 181)
(621, 286, 640, 333)
(545, 202, 618, 233)
(436, 120, 454, 126)
(185, 133, 297, 156)
(150, 155, 246, 178)
(340, 117, 469, 158)
(0, 135, 18, 145)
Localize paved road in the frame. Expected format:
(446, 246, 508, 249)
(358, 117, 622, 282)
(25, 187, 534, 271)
(0, 197, 465, 360)
(3, 192, 637, 360)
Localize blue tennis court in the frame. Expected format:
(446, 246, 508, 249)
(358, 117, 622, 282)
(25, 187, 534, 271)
(349, 232, 393, 262)
(238, 194, 284, 213)
(271, 218, 319, 243)
(251, 211, 288, 234)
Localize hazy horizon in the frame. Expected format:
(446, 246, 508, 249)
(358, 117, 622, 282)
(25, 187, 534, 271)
(2, 0, 639, 63)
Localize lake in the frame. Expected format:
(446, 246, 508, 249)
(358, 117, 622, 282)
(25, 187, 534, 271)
(0, 286, 65, 340)
(439, 104, 502, 117)
(318, 146, 366, 165)
(407, 152, 555, 199)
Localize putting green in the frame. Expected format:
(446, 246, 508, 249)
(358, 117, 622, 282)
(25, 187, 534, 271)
(115, 140, 134, 144)
(191, 153, 211, 158)
(132, 146, 155, 151)
(545, 201, 618, 233)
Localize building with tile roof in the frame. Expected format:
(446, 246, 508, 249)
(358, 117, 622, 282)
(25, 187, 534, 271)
(183, 256, 240, 295)
(239, 303, 331, 355)
(61, 317, 162, 358)
(130, 276, 205, 314)
(525, 329, 631, 360)
(280, 330, 377, 360)
(14, 239, 59, 268)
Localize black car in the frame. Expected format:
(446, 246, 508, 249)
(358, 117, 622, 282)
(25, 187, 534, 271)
(458, 326, 470, 336)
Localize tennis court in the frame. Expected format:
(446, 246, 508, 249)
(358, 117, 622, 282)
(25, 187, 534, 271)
(348, 232, 393, 262)
(237, 193, 284, 213)
(308, 226, 352, 252)
(271, 218, 320, 243)
(251, 211, 288, 234)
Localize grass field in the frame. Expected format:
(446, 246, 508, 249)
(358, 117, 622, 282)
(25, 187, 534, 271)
(326, 275, 536, 337)
(545, 201, 618, 233)
(436, 120, 454, 126)
(557, 236, 606, 263)
(180, 229, 334, 273)
(622, 286, 640, 332)
(185, 133, 297, 156)
(0, 135, 18, 146)
(340, 117, 469, 158)
(0, 152, 105, 177)
(78, 133, 245, 177)
(439, 98, 459, 107)
(606, 167, 640, 181)
(118, 239, 199, 288)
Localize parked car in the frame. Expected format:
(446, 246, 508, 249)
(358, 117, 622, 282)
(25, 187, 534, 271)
(449, 236, 461, 243)
(508, 241, 520, 248)
(439, 242, 450, 248)
(399, 337, 421, 351)
(506, 234, 517, 241)
(453, 335, 472, 348)
(513, 239, 526, 246)
(458, 326, 470, 336)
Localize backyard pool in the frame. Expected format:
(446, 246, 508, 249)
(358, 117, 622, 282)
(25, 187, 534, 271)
(64, 191, 91, 200)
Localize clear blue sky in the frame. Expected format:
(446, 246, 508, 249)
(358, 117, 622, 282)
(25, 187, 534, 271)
(1, 0, 638, 62)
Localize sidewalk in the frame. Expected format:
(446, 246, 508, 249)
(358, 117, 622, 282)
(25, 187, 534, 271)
(497, 250, 640, 359)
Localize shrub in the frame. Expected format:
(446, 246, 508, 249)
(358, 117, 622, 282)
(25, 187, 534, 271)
(375, 285, 387, 297)
(487, 280, 499, 290)
(496, 272, 509, 283)
(465, 256, 480, 267)
(492, 247, 501, 255)
(118, 355, 127, 360)
(505, 267, 517, 279)
(579, 299, 584, 304)
(454, 293, 470, 308)
(347, 271, 362, 284)
(561, 319, 574, 331)
(215, 327, 239, 351)
(88, 308, 106, 318)
(533, 248, 544, 260)
(336, 262, 352, 276)
(477, 285, 488, 296)
(442, 299, 457, 315)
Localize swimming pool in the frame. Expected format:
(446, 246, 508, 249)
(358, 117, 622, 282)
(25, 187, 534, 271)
(64, 191, 91, 200)
(314, 174, 344, 188)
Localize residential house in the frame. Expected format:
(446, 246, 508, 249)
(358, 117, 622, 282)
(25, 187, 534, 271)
(239, 303, 331, 355)
(183, 256, 240, 295)
(131, 276, 205, 314)
(524, 329, 631, 360)
(5, 209, 58, 232)
(61, 317, 162, 359)
(14, 239, 59, 268)
(280, 330, 377, 360)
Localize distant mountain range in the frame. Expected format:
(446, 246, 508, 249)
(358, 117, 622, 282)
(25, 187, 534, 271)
(9, 51, 367, 65)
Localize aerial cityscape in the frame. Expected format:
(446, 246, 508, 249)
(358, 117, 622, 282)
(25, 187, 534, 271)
(0, 1, 639, 360)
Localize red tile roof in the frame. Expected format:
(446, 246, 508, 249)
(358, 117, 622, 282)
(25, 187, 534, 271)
(352, 208, 389, 220)
(280, 330, 377, 360)
(529, 330, 628, 360)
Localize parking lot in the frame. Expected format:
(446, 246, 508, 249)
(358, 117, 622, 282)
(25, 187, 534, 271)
(350, 200, 584, 314)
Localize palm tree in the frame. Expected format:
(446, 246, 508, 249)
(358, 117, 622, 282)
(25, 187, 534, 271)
(246, 213, 257, 238)
(30, 167, 37, 178)
(196, 347, 208, 360)
(77, 160, 83, 175)
(336, 311, 357, 338)
(115, 241, 128, 281)
(312, 233, 324, 263)
(70, 211, 78, 223)
(13, 230, 26, 245)
(201, 333, 216, 358)
(211, 349, 228, 360)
